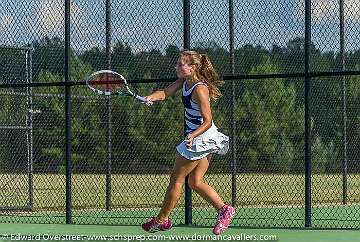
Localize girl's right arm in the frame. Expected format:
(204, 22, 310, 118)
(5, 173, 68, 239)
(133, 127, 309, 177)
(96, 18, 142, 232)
(145, 78, 182, 102)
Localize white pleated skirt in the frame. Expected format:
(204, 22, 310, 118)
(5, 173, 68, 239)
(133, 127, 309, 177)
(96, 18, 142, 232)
(176, 125, 229, 161)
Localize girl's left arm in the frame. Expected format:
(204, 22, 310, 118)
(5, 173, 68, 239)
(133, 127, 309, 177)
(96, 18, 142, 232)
(186, 85, 212, 148)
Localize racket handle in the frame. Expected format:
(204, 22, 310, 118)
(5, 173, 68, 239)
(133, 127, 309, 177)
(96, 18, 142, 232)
(136, 95, 153, 106)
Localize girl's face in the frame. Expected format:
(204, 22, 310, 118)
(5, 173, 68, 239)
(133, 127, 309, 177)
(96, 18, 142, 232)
(175, 56, 195, 79)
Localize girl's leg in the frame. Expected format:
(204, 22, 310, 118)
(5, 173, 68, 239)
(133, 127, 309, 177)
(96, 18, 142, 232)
(188, 155, 225, 211)
(157, 153, 200, 221)
(188, 154, 235, 235)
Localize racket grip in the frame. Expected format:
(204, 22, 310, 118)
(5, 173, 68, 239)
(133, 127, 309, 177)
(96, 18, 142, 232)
(136, 95, 153, 106)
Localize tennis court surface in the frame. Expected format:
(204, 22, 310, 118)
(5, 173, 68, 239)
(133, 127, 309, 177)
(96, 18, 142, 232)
(0, 223, 360, 242)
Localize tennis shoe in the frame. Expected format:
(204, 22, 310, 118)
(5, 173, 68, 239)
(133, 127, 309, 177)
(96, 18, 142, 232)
(142, 217, 172, 233)
(213, 205, 235, 235)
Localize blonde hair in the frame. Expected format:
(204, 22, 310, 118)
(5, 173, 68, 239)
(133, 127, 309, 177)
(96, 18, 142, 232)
(180, 50, 224, 100)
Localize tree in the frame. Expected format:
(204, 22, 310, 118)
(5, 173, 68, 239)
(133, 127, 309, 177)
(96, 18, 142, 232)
(193, 41, 231, 76)
(235, 58, 304, 172)
(80, 47, 106, 71)
(32, 37, 66, 81)
(234, 44, 270, 74)
(345, 71, 360, 172)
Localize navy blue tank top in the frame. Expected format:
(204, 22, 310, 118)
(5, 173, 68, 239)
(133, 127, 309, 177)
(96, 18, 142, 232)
(181, 81, 208, 136)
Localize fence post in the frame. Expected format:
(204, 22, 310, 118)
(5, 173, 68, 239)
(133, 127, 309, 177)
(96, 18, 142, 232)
(339, 0, 348, 206)
(26, 45, 34, 211)
(304, 0, 312, 228)
(183, 0, 192, 226)
(65, 0, 72, 224)
(229, 0, 237, 208)
(105, 0, 113, 211)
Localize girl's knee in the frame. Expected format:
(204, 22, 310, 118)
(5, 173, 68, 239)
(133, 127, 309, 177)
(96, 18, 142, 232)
(169, 169, 186, 184)
(169, 173, 186, 187)
(188, 179, 203, 191)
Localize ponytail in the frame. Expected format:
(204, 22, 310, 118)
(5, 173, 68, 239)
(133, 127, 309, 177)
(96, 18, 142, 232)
(198, 54, 224, 100)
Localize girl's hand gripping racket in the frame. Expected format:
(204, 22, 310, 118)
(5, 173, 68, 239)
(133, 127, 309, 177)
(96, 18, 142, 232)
(86, 70, 153, 106)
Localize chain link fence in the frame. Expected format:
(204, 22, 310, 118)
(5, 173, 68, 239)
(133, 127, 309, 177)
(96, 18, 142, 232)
(0, 0, 360, 229)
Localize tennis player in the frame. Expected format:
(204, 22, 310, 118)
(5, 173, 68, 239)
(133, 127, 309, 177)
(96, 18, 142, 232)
(142, 50, 234, 235)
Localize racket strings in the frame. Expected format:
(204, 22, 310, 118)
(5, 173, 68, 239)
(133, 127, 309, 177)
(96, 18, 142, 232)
(89, 73, 125, 92)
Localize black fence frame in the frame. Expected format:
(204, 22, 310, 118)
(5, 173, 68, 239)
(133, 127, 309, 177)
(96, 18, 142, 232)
(1, 0, 360, 228)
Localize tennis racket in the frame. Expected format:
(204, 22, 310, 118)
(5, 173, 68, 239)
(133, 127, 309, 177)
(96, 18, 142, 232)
(86, 70, 153, 105)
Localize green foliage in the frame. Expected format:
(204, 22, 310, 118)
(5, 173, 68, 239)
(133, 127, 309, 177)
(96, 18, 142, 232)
(273, 134, 295, 172)
(234, 44, 270, 74)
(235, 58, 304, 172)
(312, 135, 339, 173)
(3, 36, 360, 173)
(32, 37, 65, 80)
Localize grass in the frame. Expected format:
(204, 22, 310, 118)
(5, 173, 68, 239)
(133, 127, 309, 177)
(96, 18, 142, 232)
(1, 173, 360, 228)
